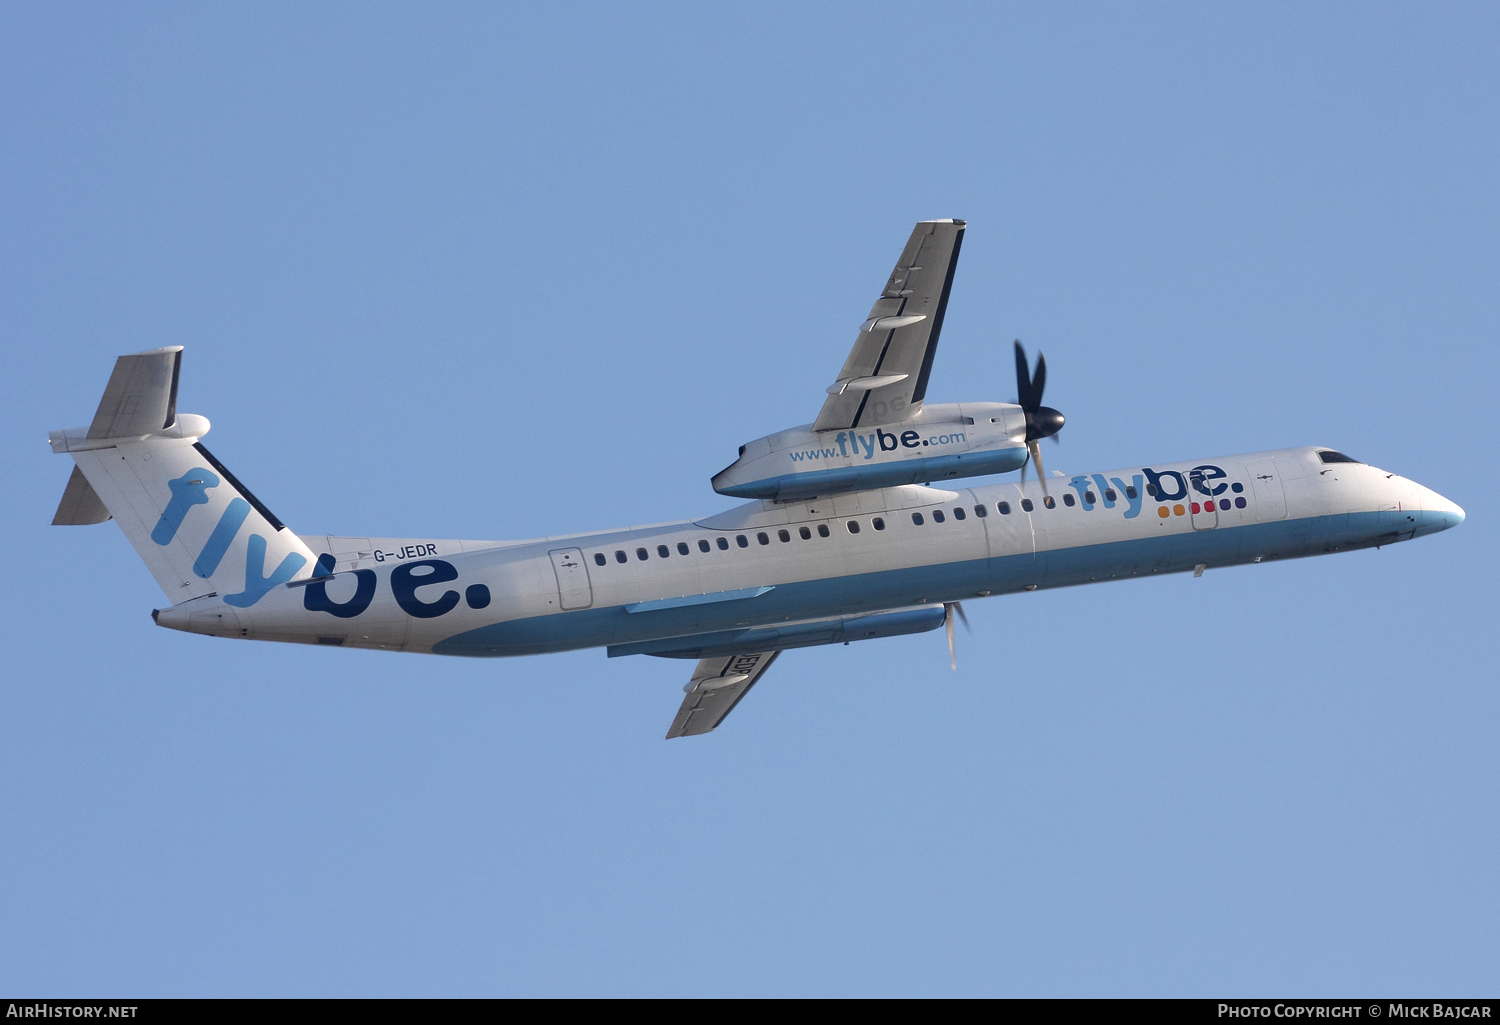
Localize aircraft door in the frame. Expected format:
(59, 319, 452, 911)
(1246, 459, 1287, 521)
(548, 547, 594, 610)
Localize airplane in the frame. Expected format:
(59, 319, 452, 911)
(50, 219, 1465, 739)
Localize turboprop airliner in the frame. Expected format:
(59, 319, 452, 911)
(50, 219, 1464, 738)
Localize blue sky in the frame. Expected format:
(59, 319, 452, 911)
(2, 3, 1496, 996)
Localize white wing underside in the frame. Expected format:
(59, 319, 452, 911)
(666, 651, 780, 739)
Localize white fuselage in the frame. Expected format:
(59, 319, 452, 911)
(155, 446, 1464, 659)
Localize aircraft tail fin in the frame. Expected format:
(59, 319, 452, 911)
(50, 348, 316, 606)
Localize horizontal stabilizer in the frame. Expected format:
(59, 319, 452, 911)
(52, 465, 111, 525)
(88, 347, 182, 440)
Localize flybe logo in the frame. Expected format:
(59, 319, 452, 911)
(789, 429, 968, 463)
(152, 468, 307, 608)
(301, 553, 491, 620)
(1054, 465, 1249, 518)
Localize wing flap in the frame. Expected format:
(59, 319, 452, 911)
(666, 651, 780, 739)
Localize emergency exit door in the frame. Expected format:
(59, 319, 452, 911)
(548, 548, 594, 610)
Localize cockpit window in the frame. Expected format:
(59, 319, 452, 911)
(1318, 450, 1361, 464)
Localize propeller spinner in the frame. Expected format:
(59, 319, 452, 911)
(1013, 341, 1065, 496)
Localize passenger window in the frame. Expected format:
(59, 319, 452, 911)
(1044, 496, 1056, 509)
(912, 512, 924, 525)
(778, 529, 791, 543)
(998, 501, 1011, 515)
(817, 524, 830, 537)
(677, 542, 690, 556)
(698, 539, 711, 553)
(1063, 494, 1075, 507)
(1145, 483, 1156, 497)
(933, 510, 946, 523)
(636, 547, 649, 561)
(593, 553, 606, 567)
(953, 507, 966, 521)
(1021, 499, 1034, 512)
(657, 544, 671, 558)
(974, 504, 987, 518)
(717, 537, 729, 550)
(1104, 489, 1117, 502)
(615, 550, 627, 563)
(757, 532, 770, 545)
(799, 526, 811, 540)
(1125, 486, 1138, 499)
(736, 535, 748, 548)
(1084, 491, 1095, 504)
(872, 517, 885, 531)
(846, 520, 861, 534)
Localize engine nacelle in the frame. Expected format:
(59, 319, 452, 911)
(712, 402, 1029, 501)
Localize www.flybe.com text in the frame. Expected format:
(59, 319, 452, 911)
(790, 429, 967, 463)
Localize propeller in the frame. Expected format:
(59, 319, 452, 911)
(1013, 341, 1065, 497)
(943, 601, 970, 670)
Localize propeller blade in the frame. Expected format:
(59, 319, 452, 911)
(942, 606, 966, 669)
(953, 601, 969, 633)
(1029, 440, 1049, 498)
(1013, 341, 1034, 410)
(1031, 351, 1047, 407)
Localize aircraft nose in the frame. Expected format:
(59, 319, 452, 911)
(1421, 486, 1465, 531)
(1433, 493, 1465, 528)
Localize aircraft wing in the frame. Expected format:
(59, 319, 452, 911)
(665, 651, 780, 739)
(812, 219, 965, 432)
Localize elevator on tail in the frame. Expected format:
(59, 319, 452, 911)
(50, 219, 1464, 738)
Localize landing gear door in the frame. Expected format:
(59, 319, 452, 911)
(548, 547, 594, 610)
